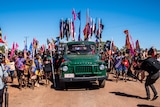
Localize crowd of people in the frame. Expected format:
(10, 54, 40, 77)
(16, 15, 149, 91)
(0, 45, 160, 106)
(1, 49, 62, 91)
(101, 46, 160, 100)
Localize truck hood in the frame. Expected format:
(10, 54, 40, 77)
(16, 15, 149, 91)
(64, 55, 99, 65)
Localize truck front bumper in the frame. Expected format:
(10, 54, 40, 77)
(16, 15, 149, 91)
(60, 76, 107, 82)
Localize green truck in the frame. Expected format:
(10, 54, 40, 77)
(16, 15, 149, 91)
(59, 41, 107, 89)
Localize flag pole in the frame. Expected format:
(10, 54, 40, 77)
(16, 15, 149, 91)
(108, 38, 113, 69)
(98, 18, 101, 53)
(50, 44, 56, 88)
(78, 11, 81, 41)
(85, 9, 89, 41)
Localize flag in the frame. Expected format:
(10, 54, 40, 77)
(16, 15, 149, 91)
(105, 40, 111, 50)
(72, 9, 76, 20)
(40, 44, 45, 53)
(130, 44, 135, 56)
(83, 23, 90, 40)
(130, 35, 135, 50)
(77, 11, 81, 20)
(78, 25, 81, 41)
(136, 40, 140, 49)
(24, 41, 27, 58)
(77, 11, 81, 41)
(47, 38, 50, 45)
(124, 30, 131, 50)
(96, 19, 104, 40)
(59, 19, 64, 39)
(24, 40, 27, 51)
(15, 43, 19, 50)
(33, 38, 38, 49)
(29, 42, 33, 53)
(9, 42, 15, 59)
(91, 19, 96, 36)
(84, 9, 90, 41)
(136, 40, 140, 52)
(65, 19, 70, 41)
(93, 23, 96, 34)
(0, 28, 5, 43)
(71, 21, 75, 41)
(99, 20, 104, 39)
(55, 36, 60, 46)
(89, 17, 93, 37)
(124, 30, 129, 35)
(125, 34, 131, 50)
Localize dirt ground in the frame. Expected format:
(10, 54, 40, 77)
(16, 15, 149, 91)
(4, 73, 160, 107)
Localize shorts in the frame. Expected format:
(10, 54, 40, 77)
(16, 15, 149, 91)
(115, 67, 122, 73)
(122, 66, 128, 74)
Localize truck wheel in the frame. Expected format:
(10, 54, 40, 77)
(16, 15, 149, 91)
(98, 80, 105, 88)
(60, 81, 67, 90)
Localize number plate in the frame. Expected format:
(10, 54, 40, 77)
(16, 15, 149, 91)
(64, 74, 75, 78)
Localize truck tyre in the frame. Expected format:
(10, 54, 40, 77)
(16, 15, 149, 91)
(98, 79, 105, 88)
(59, 81, 67, 90)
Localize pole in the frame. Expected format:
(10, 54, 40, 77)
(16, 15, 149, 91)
(4, 84, 9, 107)
(78, 16, 81, 41)
(98, 18, 101, 54)
(24, 36, 29, 50)
(50, 47, 56, 88)
(108, 39, 112, 69)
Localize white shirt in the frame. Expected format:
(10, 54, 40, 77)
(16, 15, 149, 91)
(0, 64, 8, 89)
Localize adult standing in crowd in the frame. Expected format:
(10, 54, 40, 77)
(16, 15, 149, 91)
(15, 52, 26, 90)
(137, 53, 160, 100)
(0, 53, 8, 107)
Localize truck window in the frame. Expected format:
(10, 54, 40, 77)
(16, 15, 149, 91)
(66, 44, 96, 55)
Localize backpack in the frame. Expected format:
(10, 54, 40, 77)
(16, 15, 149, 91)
(144, 57, 160, 74)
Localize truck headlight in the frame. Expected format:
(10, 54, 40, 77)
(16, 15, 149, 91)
(99, 64, 105, 70)
(62, 66, 68, 72)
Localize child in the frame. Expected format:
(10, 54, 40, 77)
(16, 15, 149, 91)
(30, 60, 37, 88)
(9, 59, 15, 83)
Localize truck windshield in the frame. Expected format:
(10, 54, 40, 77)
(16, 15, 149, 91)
(66, 44, 96, 55)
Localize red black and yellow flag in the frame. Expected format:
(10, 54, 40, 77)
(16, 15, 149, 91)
(124, 30, 131, 50)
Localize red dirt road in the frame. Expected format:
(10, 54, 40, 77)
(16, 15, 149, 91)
(5, 74, 160, 107)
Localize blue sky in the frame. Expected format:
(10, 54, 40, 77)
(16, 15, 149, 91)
(0, 0, 160, 50)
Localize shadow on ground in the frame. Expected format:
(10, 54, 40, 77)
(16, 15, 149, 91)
(137, 104, 157, 107)
(110, 91, 147, 100)
(51, 81, 100, 91)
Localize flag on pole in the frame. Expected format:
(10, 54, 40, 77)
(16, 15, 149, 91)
(9, 42, 15, 59)
(84, 9, 90, 41)
(83, 23, 90, 40)
(29, 42, 33, 53)
(136, 40, 140, 49)
(124, 30, 131, 50)
(15, 43, 19, 50)
(77, 11, 81, 20)
(33, 38, 38, 49)
(59, 19, 64, 39)
(77, 11, 81, 41)
(40, 44, 45, 53)
(72, 9, 76, 20)
(71, 20, 75, 41)
(136, 40, 140, 52)
(47, 38, 50, 45)
(0, 28, 5, 43)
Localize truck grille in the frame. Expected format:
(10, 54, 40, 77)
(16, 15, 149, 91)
(75, 66, 93, 72)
